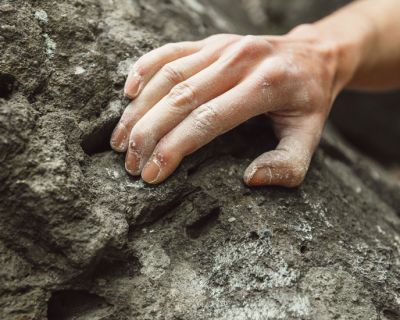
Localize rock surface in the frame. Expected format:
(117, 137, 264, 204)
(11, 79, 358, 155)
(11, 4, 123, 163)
(1, 1, 400, 319)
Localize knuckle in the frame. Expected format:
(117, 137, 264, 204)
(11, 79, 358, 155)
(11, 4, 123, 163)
(192, 104, 219, 133)
(241, 34, 258, 44)
(133, 55, 150, 74)
(254, 73, 281, 103)
(220, 35, 269, 68)
(130, 124, 148, 144)
(240, 35, 271, 53)
(161, 64, 185, 84)
(233, 37, 257, 59)
(259, 63, 286, 87)
(154, 140, 172, 160)
(168, 82, 197, 107)
(119, 115, 132, 128)
(134, 63, 145, 76)
(119, 109, 140, 128)
(153, 138, 182, 165)
(130, 61, 145, 77)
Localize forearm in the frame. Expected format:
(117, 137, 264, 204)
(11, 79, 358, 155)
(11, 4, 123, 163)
(293, 0, 400, 92)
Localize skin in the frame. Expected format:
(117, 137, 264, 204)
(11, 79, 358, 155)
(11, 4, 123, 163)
(110, 0, 400, 187)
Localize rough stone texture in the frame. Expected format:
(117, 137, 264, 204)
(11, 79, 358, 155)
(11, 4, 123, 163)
(1, 1, 400, 319)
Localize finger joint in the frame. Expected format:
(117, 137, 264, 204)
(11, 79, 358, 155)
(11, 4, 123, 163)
(168, 82, 197, 108)
(161, 64, 185, 84)
(192, 103, 220, 134)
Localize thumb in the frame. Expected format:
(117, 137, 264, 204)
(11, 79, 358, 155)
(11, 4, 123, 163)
(243, 131, 319, 188)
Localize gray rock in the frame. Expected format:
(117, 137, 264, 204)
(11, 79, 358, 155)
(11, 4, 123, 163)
(1, 1, 400, 319)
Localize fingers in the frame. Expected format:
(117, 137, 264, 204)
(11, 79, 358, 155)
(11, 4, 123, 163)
(124, 41, 202, 99)
(123, 37, 274, 176)
(110, 50, 217, 152)
(243, 127, 321, 188)
(140, 78, 270, 183)
(124, 54, 251, 175)
(111, 38, 242, 153)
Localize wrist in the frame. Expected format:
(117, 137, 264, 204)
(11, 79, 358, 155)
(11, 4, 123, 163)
(286, 23, 349, 99)
(304, 5, 377, 91)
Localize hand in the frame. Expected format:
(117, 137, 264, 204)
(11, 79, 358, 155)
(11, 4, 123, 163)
(110, 28, 342, 187)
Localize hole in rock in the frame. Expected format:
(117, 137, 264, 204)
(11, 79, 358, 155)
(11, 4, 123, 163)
(248, 231, 260, 240)
(47, 290, 112, 320)
(93, 255, 141, 278)
(113, 81, 124, 91)
(186, 207, 221, 239)
(382, 309, 400, 320)
(300, 244, 308, 254)
(81, 117, 119, 155)
(0, 73, 17, 99)
(135, 194, 189, 226)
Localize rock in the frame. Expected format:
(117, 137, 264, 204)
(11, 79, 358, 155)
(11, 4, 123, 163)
(1, 0, 400, 319)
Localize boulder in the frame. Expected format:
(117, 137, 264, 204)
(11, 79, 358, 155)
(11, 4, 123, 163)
(1, 1, 400, 319)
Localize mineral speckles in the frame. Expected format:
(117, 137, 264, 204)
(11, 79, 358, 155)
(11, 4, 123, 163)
(215, 294, 311, 320)
(169, 263, 207, 310)
(74, 66, 86, 75)
(34, 9, 48, 24)
(133, 241, 171, 281)
(0, 3, 14, 13)
(210, 241, 299, 292)
(302, 193, 333, 228)
(300, 267, 378, 319)
(43, 34, 56, 59)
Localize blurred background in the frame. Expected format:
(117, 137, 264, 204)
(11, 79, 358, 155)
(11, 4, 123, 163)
(197, 0, 400, 177)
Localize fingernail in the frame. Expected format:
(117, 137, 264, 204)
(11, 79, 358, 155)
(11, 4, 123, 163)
(245, 167, 272, 186)
(125, 140, 141, 175)
(110, 122, 128, 151)
(124, 70, 142, 99)
(142, 157, 161, 184)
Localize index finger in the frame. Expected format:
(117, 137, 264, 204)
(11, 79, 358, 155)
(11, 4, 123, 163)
(124, 41, 202, 99)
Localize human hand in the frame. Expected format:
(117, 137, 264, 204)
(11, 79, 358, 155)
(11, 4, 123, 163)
(110, 28, 343, 187)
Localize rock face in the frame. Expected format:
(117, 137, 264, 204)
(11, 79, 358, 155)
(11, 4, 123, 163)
(1, 1, 400, 319)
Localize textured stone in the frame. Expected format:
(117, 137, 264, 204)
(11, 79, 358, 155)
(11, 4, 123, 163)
(1, 1, 400, 319)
